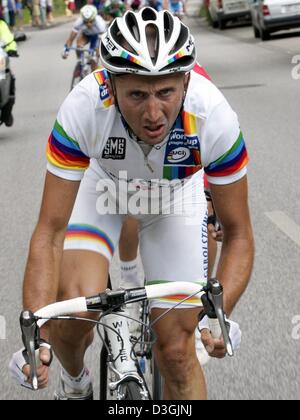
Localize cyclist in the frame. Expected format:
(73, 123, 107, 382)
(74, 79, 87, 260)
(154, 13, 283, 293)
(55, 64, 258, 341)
(10, 8, 254, 400)
(102, 0, 126, 22)
(62, 5, 106, 71)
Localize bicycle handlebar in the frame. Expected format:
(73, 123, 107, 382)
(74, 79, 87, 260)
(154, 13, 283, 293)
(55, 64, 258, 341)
(64, 46, 96, 54)
(21, 280, 233, 390)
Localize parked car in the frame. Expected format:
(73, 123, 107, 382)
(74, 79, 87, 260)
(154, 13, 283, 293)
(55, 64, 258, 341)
(208, 0, 251, 29)
(250, 0, 300, 40)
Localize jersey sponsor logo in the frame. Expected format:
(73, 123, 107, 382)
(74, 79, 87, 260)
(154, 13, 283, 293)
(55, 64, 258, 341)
(100, 84, 109, 101)
(167, 147, 191, 163)
(102, 137, 126, 160)
(164, 129, 200, 166)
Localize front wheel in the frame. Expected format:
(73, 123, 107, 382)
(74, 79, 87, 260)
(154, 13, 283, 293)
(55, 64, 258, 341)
(121, 381, 147, 400)
(70, 62, 83, 91)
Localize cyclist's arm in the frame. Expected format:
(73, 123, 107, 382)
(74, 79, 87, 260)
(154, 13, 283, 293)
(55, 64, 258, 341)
(65, 30, 78, 49)
(23, 172, 80, 340)
(201, 96, 254, 316)
(210, 176, 254, 316)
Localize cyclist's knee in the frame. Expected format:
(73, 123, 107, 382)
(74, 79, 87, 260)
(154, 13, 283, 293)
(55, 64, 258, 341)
(57, 250, 109, 300)
(155, 334, 197, 383)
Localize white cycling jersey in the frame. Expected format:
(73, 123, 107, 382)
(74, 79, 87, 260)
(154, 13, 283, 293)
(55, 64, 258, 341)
(72, 15, 107, 37)
(47, 64, 248, 187)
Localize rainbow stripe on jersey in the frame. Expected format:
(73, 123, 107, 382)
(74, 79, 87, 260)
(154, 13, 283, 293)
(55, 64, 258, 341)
(47, 120, 90, 172)
(205, 131, 248, 178)
(65, 224, 115, 258)
(146, 280, 206, 306)
(94, 69, 113, 108)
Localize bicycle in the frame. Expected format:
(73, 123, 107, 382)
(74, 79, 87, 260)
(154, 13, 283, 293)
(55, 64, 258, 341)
(65, 46, 98, 91)
(20, 279, 233, 400)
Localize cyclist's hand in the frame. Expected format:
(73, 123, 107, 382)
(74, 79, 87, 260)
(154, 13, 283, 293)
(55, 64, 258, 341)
(62, 47, 70, 59)
(199, 315, 241, 359)
(9, 342, 53, 390)
(208, 222, 224, 242)
(207, 201, 223, 242)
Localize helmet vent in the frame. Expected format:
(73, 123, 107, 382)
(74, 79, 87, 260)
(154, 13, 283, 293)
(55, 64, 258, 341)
(169, 24, 188, 55)
(146, 24, 159, 66)
(142, 7, 157, 21)
(126, 12, 141, 43)
(110, 20, 138, 55)
(163, 11, 174, 43)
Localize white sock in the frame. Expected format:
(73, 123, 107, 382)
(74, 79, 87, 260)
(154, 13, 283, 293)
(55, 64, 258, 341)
(61, 367, 92, 392)
(120, 258, 141, 288)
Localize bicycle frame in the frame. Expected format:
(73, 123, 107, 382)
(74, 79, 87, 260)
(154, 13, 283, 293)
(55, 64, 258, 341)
(68, 47, 97, 90)
(102, 311, 150, 400)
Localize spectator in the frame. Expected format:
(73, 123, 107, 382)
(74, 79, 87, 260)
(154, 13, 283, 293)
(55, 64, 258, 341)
(65, 0, 75, 17)
(16, 0, 24, 30)
(46, 0, 53, 24)
(1, 0, 10, 25)
(40, 0, 47, 27)
(7, 0, 16, 30)
(32, 0, 41, 26)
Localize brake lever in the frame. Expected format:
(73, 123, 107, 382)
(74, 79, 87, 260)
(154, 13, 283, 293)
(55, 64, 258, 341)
(20, 311, 40, 391)
(203, 279, 234, 357)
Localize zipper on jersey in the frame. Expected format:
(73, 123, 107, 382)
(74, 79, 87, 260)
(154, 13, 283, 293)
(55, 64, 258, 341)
(144, 156, 154, 173)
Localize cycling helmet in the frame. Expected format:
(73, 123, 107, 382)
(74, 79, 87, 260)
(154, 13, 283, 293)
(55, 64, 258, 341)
(100, 7, 196, 75)
(80, 5, 98, 22)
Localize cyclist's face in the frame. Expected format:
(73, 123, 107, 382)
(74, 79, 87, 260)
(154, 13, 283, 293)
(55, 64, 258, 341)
(110, 73, 190, 145)
(85, 20, 94, 28)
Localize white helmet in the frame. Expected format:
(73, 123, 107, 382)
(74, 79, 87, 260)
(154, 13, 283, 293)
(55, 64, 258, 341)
(80, 5, 98, 22)
(100, 7, 196, 76)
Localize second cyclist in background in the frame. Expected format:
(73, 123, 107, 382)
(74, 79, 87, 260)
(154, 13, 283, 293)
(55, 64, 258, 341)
(62, 5, 106, 71)
(102, 0, 126, 22)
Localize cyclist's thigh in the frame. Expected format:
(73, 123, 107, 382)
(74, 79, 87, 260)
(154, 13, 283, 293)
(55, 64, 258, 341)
(77, 32, 89, 48)
(58, 163, 123, 300)
(89, 34, 99, 51)
(139, 201, 208, 309)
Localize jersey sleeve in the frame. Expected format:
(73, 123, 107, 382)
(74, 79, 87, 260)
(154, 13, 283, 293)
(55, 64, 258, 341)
(46, 86, 94, 181)
(95, 15, 107, 33)
(202, 100, 249, 185)
(72, 17, 83, 33)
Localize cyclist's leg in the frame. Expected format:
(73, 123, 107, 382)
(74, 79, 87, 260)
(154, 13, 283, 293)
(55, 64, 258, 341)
(88, 35, 100, 71)
(76, 32, 89, 59)
(50, 163, 123, 378)
(119, 218, 140, 288)
(139, 181, 208, 400)
(151, 307, 206, 400)
(119, 217, 139, 262)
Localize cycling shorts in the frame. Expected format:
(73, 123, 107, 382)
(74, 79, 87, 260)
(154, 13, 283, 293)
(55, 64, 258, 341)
(82, 34, 99, 51)
(64, 160, 209, 309)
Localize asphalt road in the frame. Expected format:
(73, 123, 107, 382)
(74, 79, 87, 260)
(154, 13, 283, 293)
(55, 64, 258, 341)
(0, 17, 299, 400)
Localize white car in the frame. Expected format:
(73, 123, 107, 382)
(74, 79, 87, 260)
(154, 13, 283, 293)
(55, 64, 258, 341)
(250, 0, 300, 40)
(208, 0, 251, 29)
